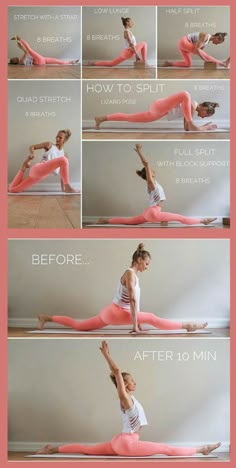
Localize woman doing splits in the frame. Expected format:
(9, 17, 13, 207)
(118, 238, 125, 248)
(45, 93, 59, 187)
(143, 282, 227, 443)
(95, 91, 219, 132)
(9, 129, 78, 193)
(38, 243, 208, 334)
(37, 341, 221, 457)
(162, 32, 230, 68)
(88, 17, 147, 67)
(10, 35, 79, 65)
(99, 144, 216, 227)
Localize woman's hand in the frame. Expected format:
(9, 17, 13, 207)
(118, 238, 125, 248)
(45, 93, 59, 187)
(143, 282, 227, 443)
(99, 340, 110, 356)
(200, 123, 218, 131)
(134, 144, 142, 153)
(129, 327, 146, 334)
(29, 146, 35, 157)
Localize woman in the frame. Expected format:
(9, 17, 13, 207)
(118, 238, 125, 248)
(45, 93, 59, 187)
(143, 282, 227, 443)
(99, 144, 216, 226)
(38, 243, 208, 334)
(36, 341, 221, 457)
(95, 91, 219, 132)
(9, 129, 78, 193)
(162, 32, 230, 68)
(87, 17, 147, 67)
(10, 35, 79, 65)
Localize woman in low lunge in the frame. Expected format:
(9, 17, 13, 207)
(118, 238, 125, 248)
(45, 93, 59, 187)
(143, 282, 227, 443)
(9, 129, 78, 193)
(10, 35, 79, 65)
(87, 17, 147, 67)
(95, 91, 219, 132)
(99, 144, 216, 227)
(36, 341, 220, 457)
(38, 243, 208, 334)
(162, 32, 230, 68)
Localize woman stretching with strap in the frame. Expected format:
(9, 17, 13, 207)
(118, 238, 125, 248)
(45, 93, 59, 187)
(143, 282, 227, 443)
(95, 91, 219, 132)
(9, 129, 78, 193)
(99, 144, 216, 227)
(162, 32, 230, 68)
(87, 17, 147, 67)
(36, 341, 221, 457)
(10, 35, 79, 65)
(38, 243, 208, 334)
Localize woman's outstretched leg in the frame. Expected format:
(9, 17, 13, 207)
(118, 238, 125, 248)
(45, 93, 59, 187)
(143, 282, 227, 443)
(36, 441, 116, 455)
(45, 57, 79, 65)
(16, 37, 45, 64)
(9, 155, 35, 193)
(38, 314, 106, 331)
(106, 214, 146, 225)
(137, 311, 208, 332)
(91, 49, 133, 67)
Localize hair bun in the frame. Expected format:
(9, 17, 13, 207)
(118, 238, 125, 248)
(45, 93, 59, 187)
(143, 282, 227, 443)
(213, 103, 220, 108)
(137, 243, 144, 251)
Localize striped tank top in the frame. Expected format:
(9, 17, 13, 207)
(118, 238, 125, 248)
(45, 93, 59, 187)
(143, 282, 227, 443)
(148, 181, 166, 206)
(120, 395, 148, 433)
(113, 268, 140, 312)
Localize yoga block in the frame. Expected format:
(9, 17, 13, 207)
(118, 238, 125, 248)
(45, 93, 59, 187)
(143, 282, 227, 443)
(223, 217, 230, 226)
(134, 61, 146, 68)
(204, 61, 217, 70)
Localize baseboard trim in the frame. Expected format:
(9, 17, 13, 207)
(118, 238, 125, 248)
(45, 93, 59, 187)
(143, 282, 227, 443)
(8, 317, 230, 329)
(8, 182, 81, 192)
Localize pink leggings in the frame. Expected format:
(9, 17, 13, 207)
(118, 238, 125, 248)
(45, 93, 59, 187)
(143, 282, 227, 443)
(59, 432, 197, 456)
(52, 302, 182, 331)
(109, 206, 201, 225)
(95, 42, 147, 67)
(172, 36, 223, 67)
(20, 38, 72, 65)
(107, 91, 192, 123)
(9, 157, 69, 193)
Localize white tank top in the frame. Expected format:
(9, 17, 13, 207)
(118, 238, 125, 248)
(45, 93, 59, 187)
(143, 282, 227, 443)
(187, 32, 211, 48)
(124, 29, 137, 49)
(148, 181, 166, 206)
(120, 395, 148, 433)
(23, 54, 33, 66)
(41, 144, 65, 175)
(113, 268, 140, 312)
(167, 100, 198, 121)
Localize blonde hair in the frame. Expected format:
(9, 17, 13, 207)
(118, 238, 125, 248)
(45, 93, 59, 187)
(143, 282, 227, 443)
(132, 243, 151, 263)
(59, 129, 72, 141)
(110, 372, 130, 388)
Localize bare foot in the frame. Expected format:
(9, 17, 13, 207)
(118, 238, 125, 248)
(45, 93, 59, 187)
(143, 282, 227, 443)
(98, 218, 109, 224)
(11, 36, 17, 40)
(183, 322, 208, 332)
(95, 116, 106, 130)
(199, 442, 221, 455)
(36, 444, 58, 454)
(223, 57, 230, 68)
(162, 61, 173, 67)
(21, 155, 34, 171)
(37, 314, 50, 330)
(70, 59, 80, 64)
(63, 184, 79, 193)
(201, 217, 217, 225)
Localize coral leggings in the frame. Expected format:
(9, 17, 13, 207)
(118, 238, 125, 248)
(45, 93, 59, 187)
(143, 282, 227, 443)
(52, 302, 183, 331)
(59, 432, 197, 456)
(107, 91, 192, 123)
(172, 36, 223, 67)
(9, 157, 69, 193)
(108, 206, 201, 225)
(20, 38, 72, 65)
(95, 42, 147, 67)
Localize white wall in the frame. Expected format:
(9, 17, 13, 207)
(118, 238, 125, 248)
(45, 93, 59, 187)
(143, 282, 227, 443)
(8, 81, 81, 189)
(8, 6, 81, 60)
(82, 141, 229, 217)
(158, 6, 230, 62)
(82, 80, 229, 127)
(8, 239, 229, 327)
(8, 339, 229, 449)
(82, 6, 156, 63)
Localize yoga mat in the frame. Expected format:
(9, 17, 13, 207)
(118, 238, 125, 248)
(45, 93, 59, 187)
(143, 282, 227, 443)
(158, 65, 226, 70)
(25, 453, 217, 459)
(85, 223, 215, 228)
(83, 127, 228, 133)
(8, 192, 80, 196)
(83, 65, 155, 69)
(27, 329, 211, 335)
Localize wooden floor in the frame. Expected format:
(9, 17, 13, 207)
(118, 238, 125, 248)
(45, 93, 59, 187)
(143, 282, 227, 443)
(158, 68, 230, 79)
(83, 222, 229, 230)
(8, 452, 230, 462)
(8, 195, 81, 229)
(82, 131, 230, 141)
(8, 64, 80, 80)
(8, 328, 230, 338)
(82, 67, 156, 79)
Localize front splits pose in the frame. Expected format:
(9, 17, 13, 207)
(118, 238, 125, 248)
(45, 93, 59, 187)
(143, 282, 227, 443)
(38, 243, 207, 334)
(87, 17, 147, 67)
(9, 129, 78, 193)
(10, 35, 79, 66)
(95, 91, 219, 132)
(162, 32, 230, 68)
(37, 341, 220, 457)
(99, 144, 216, 227)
